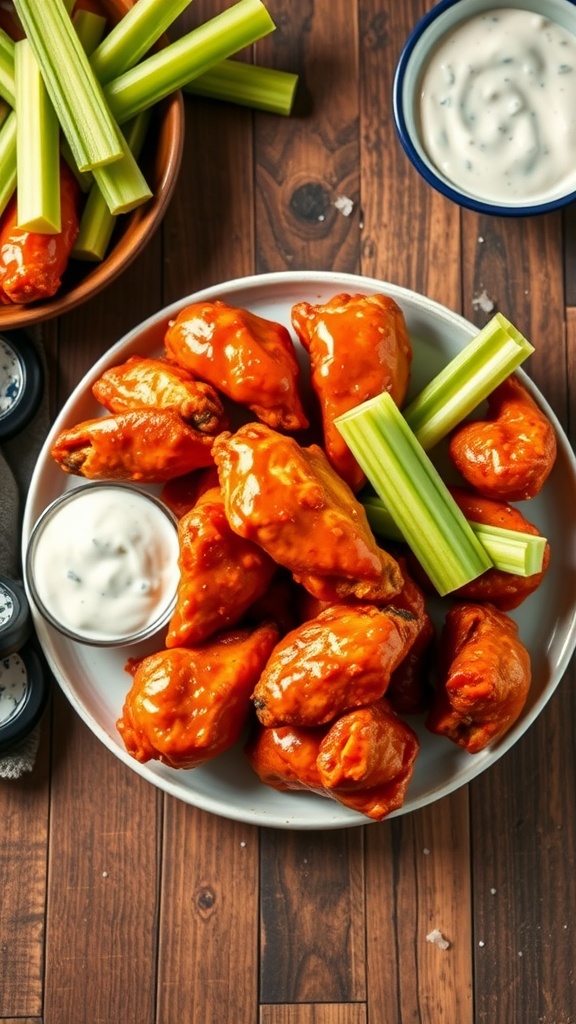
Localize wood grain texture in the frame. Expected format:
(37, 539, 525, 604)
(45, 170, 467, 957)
(260, 1006, 367, 1024)
(365, 794, 473, 1024)
(0, 724, 50, 1017)
(260, 828, 366, 1003)
(254, 0, 360, 274)
(157, 801, 259, 1024)
(43, 692, 161, 1024)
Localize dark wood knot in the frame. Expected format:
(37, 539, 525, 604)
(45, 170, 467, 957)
(289, 183, 330, 223)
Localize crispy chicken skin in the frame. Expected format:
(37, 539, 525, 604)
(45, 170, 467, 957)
(166, 486, 277, 647)
(92, 355, 227, 434)
(449, 375, 557, 501)
(51, 408, 216, 482)
(448, 487, 551, 610)
(426, 603, 531, 754)
(291, 292, 412, 491)
(251, 603, 420, 728)
(245, 699, 420, 820)
(117, 622, 280, 769)
(212, 422, 404, 603)
(164, 300, 309, 431)
(0, 162, 81, 305)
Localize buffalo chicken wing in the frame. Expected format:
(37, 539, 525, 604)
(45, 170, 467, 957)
(291, 292, 412, 491)
(251, 603, 419, 728)
(117, 622, 280, 769)
(212, 422, 404, 603)
(164, 300, 309, 431)
(51, 408, 216, 482)
(92, 355, 227, 434)
(166, 486, 277, 647)
(426, 603, 531, 753)
(449, 375, 556, 501)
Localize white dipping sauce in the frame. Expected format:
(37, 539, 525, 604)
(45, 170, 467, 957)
(418, 9, 576, 203)
(29, 486, 179, 642)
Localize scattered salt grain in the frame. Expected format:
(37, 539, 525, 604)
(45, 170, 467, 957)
(490, 888, 497, 895)
(240, 841, 246, 848)
(334, 195, 354, 217)
(102, 871, 109, 878)
(423, 848, 431, 856)
(472, 289, 495, 313)
(478, 236, 484, 243)
(479, 941, 485, 947)
(426, 929, 450, 950)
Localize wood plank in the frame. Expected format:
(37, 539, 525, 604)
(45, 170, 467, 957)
(157, 802, 259, 1024)
(358, 0, 461, 300)
(164, 0, 254, 300)
(0, 721, 50, 1017)
(260, 828, 366, 1003)
(463, 210, 576, 1022)
(43, 691, 161, 1024)
(254, 0, 360, 274)
(260, 1005, 367, 1024)
(365, 793, 473, 1023)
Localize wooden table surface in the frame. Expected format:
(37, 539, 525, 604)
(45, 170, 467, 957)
(2, 1, 576, 1021)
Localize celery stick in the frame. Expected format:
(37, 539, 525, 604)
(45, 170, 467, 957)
(90, 0, 193, 85)
(0, 29, 15, 107)
(362, 495, 547, 576)
(469, 523, 546, 576)
(185, 59, 299, 116)
(103, 0, 276, 125)
(73, 110, 151, 260)
(15, 39, 61, 232)
(73, 9, 108, 58)
(72, 9, 150, 217)
(335, 393, 492, 596)
(404, 314, 534, 450)
(0, 108, 17, 218)
(13, 0, 124, 171)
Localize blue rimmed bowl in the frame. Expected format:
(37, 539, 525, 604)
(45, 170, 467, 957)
(393, 0, 576, 216)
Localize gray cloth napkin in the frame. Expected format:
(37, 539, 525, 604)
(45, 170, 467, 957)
(0, 329, 50, 779)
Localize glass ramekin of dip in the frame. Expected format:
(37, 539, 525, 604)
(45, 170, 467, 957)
(393, 0, 576, 215)
(24, 483, 181, 647)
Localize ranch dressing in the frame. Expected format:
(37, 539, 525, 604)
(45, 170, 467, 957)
(418, 9, 576, 204)
(28, 485, 179, 643)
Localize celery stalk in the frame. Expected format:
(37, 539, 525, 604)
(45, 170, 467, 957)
(404, 313, 535, 451)
(13, 0, 124, 171)
(73, 9, 108, 58)
(73, 110, 151, 260)
(0, 108, 17, 218)
(15, 39, 61, 232)
(90, 0, 193, 85)
(72, 9, 151, 217)
(185, 59, 299, 116)
(103, 0, 276, 125)
(0, 29, 15, 107)
(362, 495, 547, 576)
(335, 392, 492, 596)
(469, 523, 546, 576)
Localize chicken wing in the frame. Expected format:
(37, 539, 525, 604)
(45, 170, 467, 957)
(448, 487, 550, 610)
(384, 556, 435, 715)
(164, 300, 309, 431)
(426, 603, 531, 753)
(292, 292, 412, 491)
(246, 698, 419, 820)
(251, 603, 419, 728)
(92, 355, 227, 434)
(117, 621, 280, 769)
(0, 162, 81, 305)
(449, 375, 557, 501)
(166, 486, 277, 647)
(212, 422, 403, 603)
(51, 408, 215, 482)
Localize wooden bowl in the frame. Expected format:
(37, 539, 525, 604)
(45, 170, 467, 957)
(0, 0, 185, 329)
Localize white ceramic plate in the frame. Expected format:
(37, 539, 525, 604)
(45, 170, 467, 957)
(22, 271, 576, 830)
